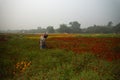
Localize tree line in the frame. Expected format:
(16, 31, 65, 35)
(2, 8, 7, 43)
(2, 21, 120, 33)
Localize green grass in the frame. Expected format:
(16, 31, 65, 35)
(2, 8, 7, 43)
(76, 33, 120, 38)
(0, 34, 120, 80)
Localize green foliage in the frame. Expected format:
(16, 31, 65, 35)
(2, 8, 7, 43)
(57, 21, 81, 33)
(69, 21, 81, 33)
(85, 26, 113, 33)
(107, 21, 113, 27)
(47, 26, 55, 33)
(79, 70, 100, 80)
(58, 24, 70, 33)
(113, 23, 120, 33)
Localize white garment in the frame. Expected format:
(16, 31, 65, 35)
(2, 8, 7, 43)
(40, 35, 45, 46)
(40, 35, 46, 41)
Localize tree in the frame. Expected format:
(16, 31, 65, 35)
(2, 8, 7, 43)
(37, 27, 47, 33)
(47, 26, 55, 33)
(113, 23, 120, 33)
(69, 21, 81, 33)
(86, 25, 112, 33)
(37, 27, 42, 30)
(58, 24, 70, 33)
(107, 21, 113, 27)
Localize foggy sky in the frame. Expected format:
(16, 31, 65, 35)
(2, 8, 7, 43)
(0, 0, 120, 30)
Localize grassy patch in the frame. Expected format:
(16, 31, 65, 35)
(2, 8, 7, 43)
(76, 34, 120, 38)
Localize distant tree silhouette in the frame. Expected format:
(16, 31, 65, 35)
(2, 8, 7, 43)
(113, 23, 120, 33)
(58, 24, 70, 33)
(69, 21, 81, 33)
(47, 26, 55, 33)
(107, 21, 113, 27)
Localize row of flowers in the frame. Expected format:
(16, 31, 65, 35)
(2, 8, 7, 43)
(47, 37, 120, 61)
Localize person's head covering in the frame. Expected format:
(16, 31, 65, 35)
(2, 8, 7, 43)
(44, 32, 48, 38)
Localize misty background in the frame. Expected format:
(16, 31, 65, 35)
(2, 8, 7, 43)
(0, 0, 120, 30)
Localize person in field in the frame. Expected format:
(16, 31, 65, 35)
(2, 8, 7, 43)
(40, 32, 48, 49)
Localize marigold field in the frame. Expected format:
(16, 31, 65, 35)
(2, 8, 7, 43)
(47, 37, 120, 61)
(0, 33, 120, 80)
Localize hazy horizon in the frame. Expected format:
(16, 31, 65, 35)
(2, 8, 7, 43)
(0, 0, 120, 30)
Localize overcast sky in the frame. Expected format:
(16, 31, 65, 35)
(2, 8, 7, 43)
(0, 0, 120, 30)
